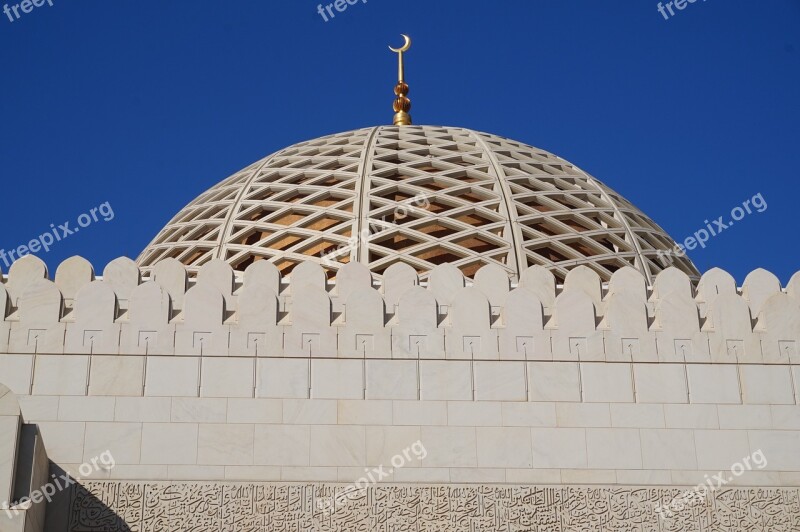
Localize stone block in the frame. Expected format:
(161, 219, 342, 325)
(586, 429, 642, 469)
(610, 404, 665, 428)
(556, 403, 611, 428)
(256, 358, 309, 399)
(393, 401, 447, 426)
(32, 355, 89, 396)
(309, 426, 365, 467)
(58, 397, 115, 422)
(140, 423, 198, 465)
(476, 427, 532, 468)
(283, 400, 337, 425)
(171, 398, 227, 423)
(37, 421, 85, 463)
(200, 358, 255, 398)
(693, 430, 751, 470)
(640, 429, 696, 469)
(473, 362, 526, 401)
(114, 397, 171, 423)
(338, 400, 392, 425)
(365, 360, 417, 400)
(226, 399, 282, 424)
(88, 356, 144, 396)
(365, 426, 422, 466)
(663, 404, 719, 429)
(254, 425, 309, 466)
(686, 365, 740, 404)
(144, 357, 200, 397)
(500, 403, 557, 427)
(0, 355, 33, 395)
(83, 422, 142, 465)
(419, 427, 477, 467)
(310, 359, 363, 399)
(740, 365, 794, 405)
(448, 402, 501, 427)
(419, 361, 472, 401)
(197, 424, 254, 466)
(580, 363, 633, 403)
(528, 362, 581, 402)
(531, 428, 587, 468)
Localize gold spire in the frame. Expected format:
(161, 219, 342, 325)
(388, 34, 412, 126)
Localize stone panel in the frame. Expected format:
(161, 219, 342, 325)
(67, 482, 800, 531)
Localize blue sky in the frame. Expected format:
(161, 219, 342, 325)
(1, 0, 797, 282)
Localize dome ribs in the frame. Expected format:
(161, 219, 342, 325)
(136, 126, 699, 283)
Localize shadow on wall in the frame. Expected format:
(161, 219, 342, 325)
(45, 471, 131, 532)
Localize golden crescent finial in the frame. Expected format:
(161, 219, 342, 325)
(388, 34, 412, 126)
(388, 34, 412, 54)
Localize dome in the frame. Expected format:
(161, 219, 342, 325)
(136, 125, 699, 283)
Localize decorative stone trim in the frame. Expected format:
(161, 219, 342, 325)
(69, 481, 800, 531)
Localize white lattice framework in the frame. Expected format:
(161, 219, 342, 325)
(136, 126, 699, 283)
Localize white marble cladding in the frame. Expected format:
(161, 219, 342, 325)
(3, 255, 800, 487)
(0, 255, 799, 362)
(10, 392, 800, 486)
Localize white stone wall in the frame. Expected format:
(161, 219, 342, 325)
(3, 357, 800, 487)
(1, 255, 800, 488)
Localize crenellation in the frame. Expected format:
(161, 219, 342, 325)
(125, 281, 174, 356)
(696, 267, 738, 305)
(499, 287, 548, 360)
(243, 260, 281, 293)
(5, 255, 48, 307)
(603, 292, 657, 362)
(151, 258, 188, 312)
(54, 256, 95, 305)
(196, 259, 236, 309)
(563, 265, 603, 308)
(757, 293, 800, 364)
(652, 266, 693, 301)
(10, 278, 65, 354)
(519, 265, 556, 313)
(473, 263, 511, 309)
(706, 292, 761, 363)
(381, 262, 418, 310)
(339, 287, 390, 358)
(1, 257, 799, 363)
(446, 287, 498, 359)
(551, 290, 603, 361)
(175, 282, 229, 356)
(65, 281, 120, 354)
(102, 257, 140, 303)
(393, 286, 444, 359)
(427, 263, 464, 307)
(607, 266, 647, 302)
(788, 271, 800, 301)
(742, 268, 782, 317)
(229, 283, 280, 357)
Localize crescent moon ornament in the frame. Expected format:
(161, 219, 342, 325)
(388, 34, 412, 125)
(388, 34, 412, 53)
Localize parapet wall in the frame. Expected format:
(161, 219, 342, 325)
(0, 255, 798, 362)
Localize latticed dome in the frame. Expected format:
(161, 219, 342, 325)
(136, 125, 699, 283)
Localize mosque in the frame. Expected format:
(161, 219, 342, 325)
(1, 36, 799, 531)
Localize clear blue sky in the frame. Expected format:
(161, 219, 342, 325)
(1, 0, 797, 282)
